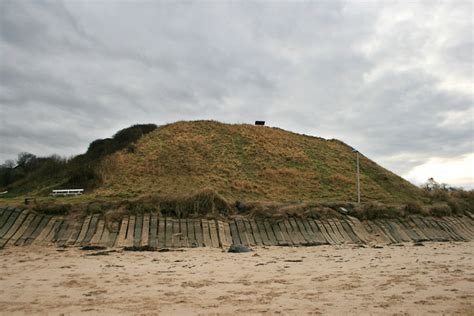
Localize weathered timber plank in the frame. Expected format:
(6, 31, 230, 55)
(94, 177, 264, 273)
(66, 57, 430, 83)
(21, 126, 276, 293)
(338, 219, 362, 244)
(123, 215, 137, 247)
(124, 215, 136, 247)
(243, 219, 256, 246)
(235, 219, 250, 246)
(19, 215, 44, 246)
(301, 219, 321, 245)
(82, 214, 100, 245)
(134, 214, 143, 247)
(343, 217, 368, 243)
(0, 209, 21, 239)
(291, 218, 309, 245)
(263, 220, 278, 246)
(428, 217, 459, 241)
(374, 220, 400, 243)
(277, 221, 293, 246)
(256, 220, 271, 246)
(193, 219, 204, 247)
(450, 217, 474, 237)
(450, 217, 474, 236)
(43, 220, 62, 245)
(171, 219, 180, 248)
(149, 214, 158, 248)
(57, 222, 74, 247)
(410, 216, 442, 241)
(444, 217, 472, 239)
(201, 219, 212, 247)
(385, 219, 412, 242)
(158, 218, 166, 248)
(180, 219, 189, 248)
(249, 219, 264, 246)
(320, 219, 341, 244)
(434, 218, 465, 241)
(441, 218, 470, 240)
(6, 213, 35, 247)
(441, 217, 469, 240)
(321, 220, 343, 244)
(115, 217, 129, 247)
(223, 222, 232, 247)
(403, 217, 430, 241)
(326, 219, 346, 244)
(295, 218, 314, 245)
(271, 221, 285, 246)
(90, 219, 105, 245)
(333, 219, 355, 243)
(187, 219, 197, 247)
(75, 215, 93, 245)
(314, 220, 336, 245)
(53, 220, 68, 243)
(435, 217, 461, 241)
(229, 220, 241, 245)
(165, 217, 173, 248)
(96, 221, 109, 247)
(307, 220, 328, 245)
(0, 209, 28, 247)
(366, 220, 395, 244)
(326, 219, 345, 243)
(357, 220, 378, 244)
(399, 218, 430, 241)
(141, 214, 150, 247)
(282, 219, 300, 246)
(217, 221, 232, 248)
(32, 217, 56, 246)
(64, 219, 82, 246)
(380, 219, 407, 243)
(51, 220, 65, 242)
(23, 215, 51, 245)
(394, 218, 423, 242)
(422, 217, 451, 241)
(208, 219, 219, 248)
(216, 220, 227, 248)
(418, 216, 448, 241)
(106, 221, 120, 247)
(35, 218, 55, 246)
(0, 207, 14, 230)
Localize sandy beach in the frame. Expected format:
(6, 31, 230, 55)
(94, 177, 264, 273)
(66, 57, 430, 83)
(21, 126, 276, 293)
(0, 242, 473, 315)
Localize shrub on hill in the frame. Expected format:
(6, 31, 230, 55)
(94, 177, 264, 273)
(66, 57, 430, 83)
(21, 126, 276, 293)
(0, 124, 157, 194)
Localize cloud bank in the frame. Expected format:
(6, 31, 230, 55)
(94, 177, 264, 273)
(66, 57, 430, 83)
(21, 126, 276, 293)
(1, 0, 473, 188)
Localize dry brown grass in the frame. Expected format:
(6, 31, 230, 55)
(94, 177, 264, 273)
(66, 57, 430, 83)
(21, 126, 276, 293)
(95, 120, 424, 204)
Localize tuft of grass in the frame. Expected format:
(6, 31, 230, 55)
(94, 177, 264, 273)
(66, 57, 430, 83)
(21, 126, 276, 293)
(353, 202, 405, 220)
(32, 202, 71, 216)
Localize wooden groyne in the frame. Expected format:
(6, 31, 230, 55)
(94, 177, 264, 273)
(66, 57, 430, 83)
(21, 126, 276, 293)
(0, 207, 473, 249)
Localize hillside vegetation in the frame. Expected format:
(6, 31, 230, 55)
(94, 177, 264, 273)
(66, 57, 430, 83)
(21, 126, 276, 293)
(3, 120, 473, 218)
(0, 124, 157, 195)
(95, 120, 423, 203)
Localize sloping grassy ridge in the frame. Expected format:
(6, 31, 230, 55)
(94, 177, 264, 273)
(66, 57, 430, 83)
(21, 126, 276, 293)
(96, 120, 423, 203)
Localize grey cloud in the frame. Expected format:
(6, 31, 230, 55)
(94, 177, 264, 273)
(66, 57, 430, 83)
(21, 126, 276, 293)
(0, 0, 472, 187)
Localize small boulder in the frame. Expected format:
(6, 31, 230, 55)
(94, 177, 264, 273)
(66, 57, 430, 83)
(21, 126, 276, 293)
(228, 244, 252, 253)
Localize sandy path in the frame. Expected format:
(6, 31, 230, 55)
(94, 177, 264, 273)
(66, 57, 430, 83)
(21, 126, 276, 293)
(0, 242, 473, 315)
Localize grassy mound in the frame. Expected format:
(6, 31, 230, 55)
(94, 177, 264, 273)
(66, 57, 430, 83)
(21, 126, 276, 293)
(95, 120, 423, 203)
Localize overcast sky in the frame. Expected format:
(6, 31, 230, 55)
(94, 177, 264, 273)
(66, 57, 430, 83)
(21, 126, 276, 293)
(1, 0, 473, 188)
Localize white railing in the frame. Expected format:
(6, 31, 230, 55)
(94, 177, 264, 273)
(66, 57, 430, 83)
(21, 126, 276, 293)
(51, 189, 84, 196)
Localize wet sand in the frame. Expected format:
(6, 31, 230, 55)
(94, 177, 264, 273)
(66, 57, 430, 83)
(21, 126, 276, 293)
(0, 242, 473, 315)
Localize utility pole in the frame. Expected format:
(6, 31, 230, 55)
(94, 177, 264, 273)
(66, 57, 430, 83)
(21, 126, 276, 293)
(352, 149, 361, 204)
